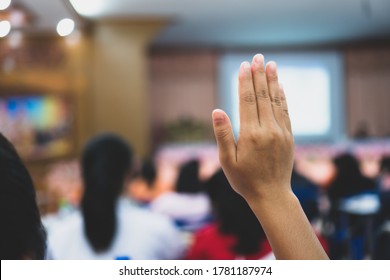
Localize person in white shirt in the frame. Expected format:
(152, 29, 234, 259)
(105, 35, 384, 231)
(150, 159, 212, 231)
(47, 134, 185, 260)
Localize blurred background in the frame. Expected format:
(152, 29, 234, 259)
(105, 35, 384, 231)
(0, 0, 390, 259)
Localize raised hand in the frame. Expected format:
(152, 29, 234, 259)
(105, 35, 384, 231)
(212, 54, 328, 260)
(212, 54, 294, 202)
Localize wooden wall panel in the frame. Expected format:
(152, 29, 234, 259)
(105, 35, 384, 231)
(345, 46, 390, 137)
(149, 51, 218, 146)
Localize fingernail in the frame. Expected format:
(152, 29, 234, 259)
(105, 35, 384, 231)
(268, 61, 277, 73)
(254, 54, 264, 64)
(212, 110, 225, 125)
(241, 61, 251, 73)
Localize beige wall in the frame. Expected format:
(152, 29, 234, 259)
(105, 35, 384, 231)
(91, 20, 165, 156)
(345, 46, 390, 137)
(149, 50, 218, 146)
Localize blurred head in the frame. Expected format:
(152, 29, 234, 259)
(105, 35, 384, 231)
(140, 158, 157, 188)
(379, 156, 390, 192)
(0, 133, 46, 259)
(380, 156, 390, 174)
(176, 159, 201, 194)
(333, 153, 362, 181)
(205, 169, 266, 255)
(81, 134, 133, 253)
(329, 153, 376, 198)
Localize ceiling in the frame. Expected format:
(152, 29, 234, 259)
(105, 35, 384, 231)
(14, 0, 390, 47)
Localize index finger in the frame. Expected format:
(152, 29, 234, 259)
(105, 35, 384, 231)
(238, 61, 259, 129)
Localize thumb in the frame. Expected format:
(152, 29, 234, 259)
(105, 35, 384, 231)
(212, 109, 236, 165)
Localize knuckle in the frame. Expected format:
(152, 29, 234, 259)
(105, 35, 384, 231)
(244, 131, 260, 144)
(283, 108, 289, 116)
(240, 91, 256, 104)
(268, 130, 278, 141)
(255, 64, 266, 74)
(268, 72, 278, 83)
(267, 127, 282, 141)
(255, 89, 269, 100)
(248, 132, 258, 143)
(239, 73, 250, 82)
(215, 127, 231, 140)
(271, 96, 282, 106)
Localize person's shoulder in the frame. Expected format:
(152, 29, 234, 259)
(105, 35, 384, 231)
(46, 211, 83, 259)
(47, 211, 82, 239)
(120, 198, 176, 228)
(150, 192, 179, 205)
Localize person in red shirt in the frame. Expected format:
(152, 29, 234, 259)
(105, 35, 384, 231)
(186, 170, 272, 260)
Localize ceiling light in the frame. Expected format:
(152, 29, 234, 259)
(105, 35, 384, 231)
(0, 0, 11, 11)
(56, 18, 75, 37)
(0, 20, 11, 37)
(69, 0, 106, 17)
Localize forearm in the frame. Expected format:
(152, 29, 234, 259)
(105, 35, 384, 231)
(247, 189, 329, 260)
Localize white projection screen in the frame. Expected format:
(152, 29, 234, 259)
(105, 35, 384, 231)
(219, 52, 345, 142)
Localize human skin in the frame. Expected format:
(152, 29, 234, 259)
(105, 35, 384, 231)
(212, 54, 329, 260)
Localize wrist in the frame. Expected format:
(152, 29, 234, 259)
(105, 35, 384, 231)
(244, 186, 297, 210)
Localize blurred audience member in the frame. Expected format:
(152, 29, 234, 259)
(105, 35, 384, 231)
(353, 121, 370, 139)
(327, 153, 378, 259)
(186, 170, 272, 260)
(140, 158, 158, 187)
(46, 160, 82, 211)
(328, 153, 376, 201)
(377, 156, 390, 223)
(128, 158, 158, 203)
(373, 221, 390, 259)
(373, 156, 390, 259)
(150, 159, 212, 231)
(0, 133, 46, 259)
(47, 134, 185, 259)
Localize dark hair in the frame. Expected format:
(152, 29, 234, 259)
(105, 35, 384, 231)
(0, 133, 46, 259)
(205, 169, 266, 255)
(176, 159, 201, 194)
(328, 153, 376, 199)
(291, 169, 319, 222)
(81, 134, 133, 252)
(140, 159, 157, 188)
(380, 156, 390, 174)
